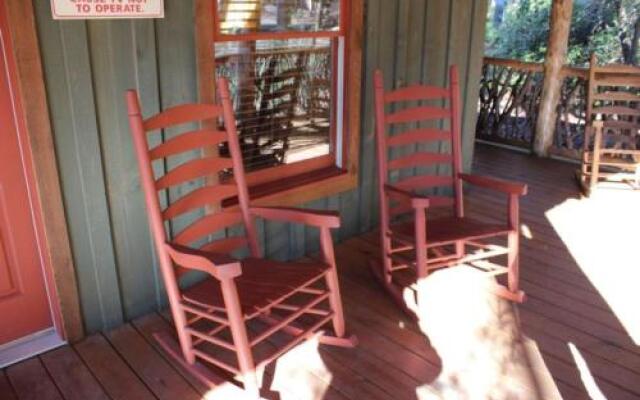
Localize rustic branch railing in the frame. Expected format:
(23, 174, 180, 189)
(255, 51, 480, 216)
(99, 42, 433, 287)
(477, 57, 588, 159)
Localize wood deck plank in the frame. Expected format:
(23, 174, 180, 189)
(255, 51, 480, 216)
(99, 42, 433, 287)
(5, 358, 63, 400)
(131, 313, 211, 395)
(0, 371, 17, 400)
(105, 324, 201, 400)
(40, 346, 109, 400)
(521, 319, 640, 399)
(74, 334, 155, 400)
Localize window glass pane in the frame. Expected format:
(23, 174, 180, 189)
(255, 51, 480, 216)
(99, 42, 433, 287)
(216, 38, 334, 172)
(217, 0, 340, 35)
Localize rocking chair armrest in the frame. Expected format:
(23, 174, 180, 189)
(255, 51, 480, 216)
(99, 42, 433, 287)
(164, 243, 242, 280)
(459, 173, 527, 196)
(384, 184, 430, 208)
(250, 206, 341, 229)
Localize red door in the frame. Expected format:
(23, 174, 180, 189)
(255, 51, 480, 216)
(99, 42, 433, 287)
(0, 5, 53, 345)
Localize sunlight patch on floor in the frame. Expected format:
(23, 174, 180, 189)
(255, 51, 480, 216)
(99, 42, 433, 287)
(202, 384, 254, 400)
(199, 337, 330, 400)
(545, 190, 640, 344)
(568, 342, 607, 400)
(414, 267, 541, 400)
(521, 223, 533, 239)
(269, 336, 332, 400)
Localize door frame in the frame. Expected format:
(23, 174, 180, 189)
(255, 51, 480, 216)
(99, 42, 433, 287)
(2, 0, 83, 342)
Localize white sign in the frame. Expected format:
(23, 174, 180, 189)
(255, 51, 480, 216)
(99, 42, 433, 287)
(51, 0, 164, 20)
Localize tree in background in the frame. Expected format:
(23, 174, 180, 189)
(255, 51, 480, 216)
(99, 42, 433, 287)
(486, 0, 640, 66)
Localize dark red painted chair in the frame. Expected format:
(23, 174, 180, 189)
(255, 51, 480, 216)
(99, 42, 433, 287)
(126, 78, 356, 398)
(373, 66, 527, 317)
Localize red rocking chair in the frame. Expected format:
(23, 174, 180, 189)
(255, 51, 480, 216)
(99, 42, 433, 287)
(126, 78, 356, 398)
(372, 66, 527, 317)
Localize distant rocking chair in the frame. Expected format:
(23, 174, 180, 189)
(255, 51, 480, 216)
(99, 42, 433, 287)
(126, 78, 356, 398)
(578, 53, 640, 195)
(372, 66, 528, 317)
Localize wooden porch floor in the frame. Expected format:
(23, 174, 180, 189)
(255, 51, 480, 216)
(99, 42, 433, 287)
(3, 145, 640, 400)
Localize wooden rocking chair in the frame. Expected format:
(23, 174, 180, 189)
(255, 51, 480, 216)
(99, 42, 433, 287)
(126, 78, 356, 398)
(578, 54, 640, 195)
(372, 66, 527, 317)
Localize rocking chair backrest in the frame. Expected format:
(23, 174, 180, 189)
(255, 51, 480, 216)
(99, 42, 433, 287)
(126, 78, 260, 280)
(586, 53, 640, 131)
(374, 66, 464, 225)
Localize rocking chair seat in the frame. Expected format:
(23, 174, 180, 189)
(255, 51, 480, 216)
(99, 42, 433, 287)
(182, 257, 329, 319)
(391, 216, 511, 246)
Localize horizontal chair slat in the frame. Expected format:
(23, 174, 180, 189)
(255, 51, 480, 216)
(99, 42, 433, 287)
(155, 157, 233, 190)
(200, 236, 248, 254)
(149, 130, 228, 160)
(192, 349, 239, 375)
(389, 195, 454, 216)
(163, 185, 238, 220)
(600, 120, 640, 130)
(250, 292, 330, 347)
(388, 152, 452, 170)
(384, 85, 450, 103)
(394, 175, 454, 191)
(186, 327, 236, 351)
(593, 91, 640, 102)
(387, 128, 451, 147)
(256, 314, 333, 371)
(598, 148, 640, 155)
(386, 106, 451, 124)
(593, 75, 640, 88)
(174, 211, 244, 245)
(428, 196, 455, 207)
(143, 104, 222, 131)
(593, 64, 640, 74)
(593, 106, 640, 117)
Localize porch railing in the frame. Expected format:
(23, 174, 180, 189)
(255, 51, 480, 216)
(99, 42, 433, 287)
(476, 57, 588, 159)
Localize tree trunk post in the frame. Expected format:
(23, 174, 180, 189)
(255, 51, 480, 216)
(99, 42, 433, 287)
(533, 0, 574, 157)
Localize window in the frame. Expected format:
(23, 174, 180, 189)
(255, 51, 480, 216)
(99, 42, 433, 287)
(197, 0, 361, 204)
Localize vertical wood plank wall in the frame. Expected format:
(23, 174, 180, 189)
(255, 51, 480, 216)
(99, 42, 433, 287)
(33, 0, 488, 333)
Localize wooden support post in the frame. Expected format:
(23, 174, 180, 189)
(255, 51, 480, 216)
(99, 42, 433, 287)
(533, 0, 574, 157)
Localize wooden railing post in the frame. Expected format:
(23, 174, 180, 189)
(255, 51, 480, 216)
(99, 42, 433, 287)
(533, 0, 574, 157)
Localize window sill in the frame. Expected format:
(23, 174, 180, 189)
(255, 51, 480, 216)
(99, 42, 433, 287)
(223, 166, 357, 209)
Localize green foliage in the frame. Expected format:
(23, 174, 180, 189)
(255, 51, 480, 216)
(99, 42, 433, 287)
(485, 0, 640, 66)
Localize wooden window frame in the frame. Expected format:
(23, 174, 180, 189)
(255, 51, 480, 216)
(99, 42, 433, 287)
(196, 0, 362, 207)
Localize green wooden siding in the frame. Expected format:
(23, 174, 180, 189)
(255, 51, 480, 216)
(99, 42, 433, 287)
(33, 0, 488, 333)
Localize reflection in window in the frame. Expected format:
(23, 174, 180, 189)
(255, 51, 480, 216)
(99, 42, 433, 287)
(217, 0, 340, 35)
(216, 39, 334, 172)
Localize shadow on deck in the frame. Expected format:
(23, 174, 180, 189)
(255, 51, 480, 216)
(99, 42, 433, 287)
(2, 144, 640, 400)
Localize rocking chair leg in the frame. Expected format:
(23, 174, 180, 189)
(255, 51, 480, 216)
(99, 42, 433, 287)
(381, 232, 393, 284)
(414, 205, 429, 309)
(325, 268, 346, 337)
(507, 231, 520, 294)
(320, 228, 346, 338)
(454, 240, 464, 260)
(505, 194, 525, 303)
(221, 279, 260, 398)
